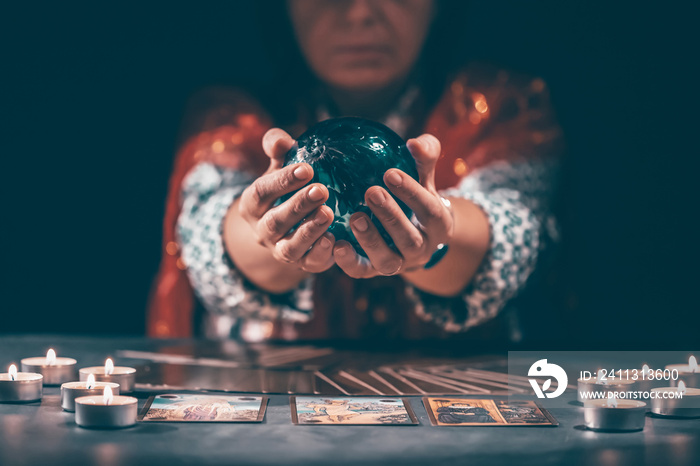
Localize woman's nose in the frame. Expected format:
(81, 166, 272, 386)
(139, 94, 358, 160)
(344, 0, 378, 26)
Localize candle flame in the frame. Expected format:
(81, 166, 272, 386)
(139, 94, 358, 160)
(678, 380, 687, 395)
(596, 369, 607, 385)
(689, 356, 698, 373)
(86, 373, 96, 390)
(46, 349, 57, 366)
(9, 364, 17, 381)
(103, 386, 113, 406)
(642, 363, 650, 374)
(105, 358, 114, 375)
(607, 395, 618, 408)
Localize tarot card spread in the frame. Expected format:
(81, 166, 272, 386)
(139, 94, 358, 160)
(291, 396, 418, 425)
(423, 398, 558, 426)
(139, 394, 268, 422)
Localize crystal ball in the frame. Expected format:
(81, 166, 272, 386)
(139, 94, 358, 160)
(280, 117, 419, 257)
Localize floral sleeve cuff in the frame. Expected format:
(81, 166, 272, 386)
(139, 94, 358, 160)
(407, 159, 558, 332)
(176, 163, 314, 323)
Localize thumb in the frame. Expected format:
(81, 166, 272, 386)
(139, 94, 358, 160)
(262, 128, 296, 171)
(406, 134, 441, 193)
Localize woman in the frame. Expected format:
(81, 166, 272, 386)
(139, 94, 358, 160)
(148, 0, 562, 342)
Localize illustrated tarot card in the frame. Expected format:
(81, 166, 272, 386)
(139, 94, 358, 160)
(495, 400, 558, 426)
(139, 394, 268, 422)
(423, 398, 557, 426)
(290, 396, 418, 425)
(423, 398, 506, 426)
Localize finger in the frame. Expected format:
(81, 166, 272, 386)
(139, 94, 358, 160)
(262, 128, 296, 171)
(272, 205, 333, 261)
(383, 170, 451, 240)
(349, 213, 404, 276)
(405, 133, 441, 193)
(333, 241, 376, 279)
(259, 187, 330, 244)
(365, 186, 425, 258)
(300, 233, 336, 273)
(240, 163, 314, 219)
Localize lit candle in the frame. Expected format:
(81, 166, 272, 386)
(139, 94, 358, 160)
(577, 369, 636, 403)
(666, 355, 699, 388)
(0, 364, 43, 403)
(79, 358, 136, 393)
(21, 349, 77, 386)
(61, 373, 120, 412)
(634, 364, 663, 394)
(583, 395, 647, 432)
(650, 381, 700, 418)
(75, 386, 138, 428)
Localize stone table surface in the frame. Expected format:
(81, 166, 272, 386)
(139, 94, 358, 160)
(1, 335, 699, 466)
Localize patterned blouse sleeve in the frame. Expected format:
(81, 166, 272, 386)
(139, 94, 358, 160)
(176, 164, 315, 323)
(406, 66, 563, 332)
(406, 157, 559, 332)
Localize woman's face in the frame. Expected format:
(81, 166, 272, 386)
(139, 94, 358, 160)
(287, 0, 435, 92)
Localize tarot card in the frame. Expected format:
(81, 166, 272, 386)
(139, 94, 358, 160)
(423, 398, 557, 426)
(316, 372, 379, 396)
(336, 370, 394, 396)
(139, 394, 268, 422)
(290, 396, 418, 425)
(495, 400, 558, 426)
(314, 371, 352, 395)
(423, 398, 506, 426)
(135, 363, 266, 393)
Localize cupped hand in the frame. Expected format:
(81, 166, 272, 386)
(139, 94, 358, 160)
(333, 134, 454, 278)
(237, 128, 336, 273)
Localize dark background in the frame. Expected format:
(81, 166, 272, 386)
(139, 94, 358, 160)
(2, 2, 690, 346)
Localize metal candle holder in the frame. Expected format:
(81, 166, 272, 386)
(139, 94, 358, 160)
(583, 399, 646, 432)
(79, 365, 136, 393)
(0, 368, 43, 403)
(666, 356, 700, 388)
(75, 394, 138, 428)
(577, 377, 636, 403)
(21, 356, 77, 386)
(61, 381, 120, 412)
(650, 386, 700, 418)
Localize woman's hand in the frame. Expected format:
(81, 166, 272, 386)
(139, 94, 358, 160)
(333, 134, 454, 278)
(236, 128, 336, 273)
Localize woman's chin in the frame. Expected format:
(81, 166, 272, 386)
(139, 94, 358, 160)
(322, 69, 402, 94)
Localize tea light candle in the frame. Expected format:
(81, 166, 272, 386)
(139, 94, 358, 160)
(79, 358, 136, 393)
(666, 355, 699, 388)
(650, 381, 700, 418)
(583, 397, 647, 432)
(634, 364, 664, 394)
(578, 369, 636, 403)
(75, 386, 137, 428)
(0, 364, 43, 403)
(21, 349, 77, 386)
(61, 373, 120, 412)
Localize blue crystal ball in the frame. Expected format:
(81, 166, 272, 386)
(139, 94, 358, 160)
(280, 117, 419, 257)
